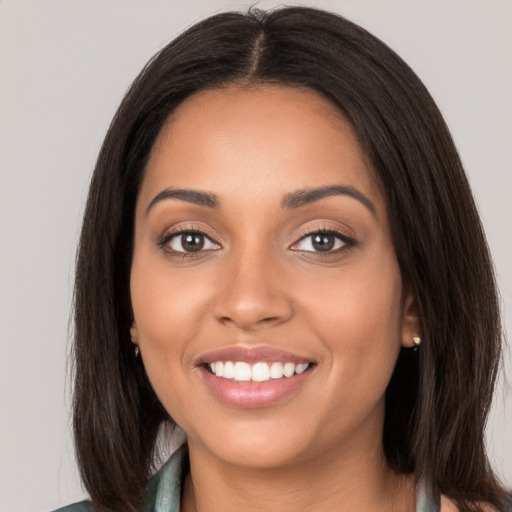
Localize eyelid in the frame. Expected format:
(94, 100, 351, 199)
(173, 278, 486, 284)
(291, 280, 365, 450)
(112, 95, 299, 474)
(156, 223, 222, 253)
(289, 224, 357, 253)
(168, 233, 220, 253)
(155, 221, 356, 256)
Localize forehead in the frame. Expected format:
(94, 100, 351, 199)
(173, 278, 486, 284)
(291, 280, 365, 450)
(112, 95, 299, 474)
(139, 84, 383, 212)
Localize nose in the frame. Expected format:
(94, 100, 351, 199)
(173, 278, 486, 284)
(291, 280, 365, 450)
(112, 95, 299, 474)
(213, 248, 294, 331)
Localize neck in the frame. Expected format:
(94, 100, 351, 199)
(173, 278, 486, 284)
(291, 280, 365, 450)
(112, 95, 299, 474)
(181, 435, 415, 512)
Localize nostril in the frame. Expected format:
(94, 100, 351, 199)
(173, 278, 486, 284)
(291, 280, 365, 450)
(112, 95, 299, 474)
(213, 285, 294, 330)
(260, 316, 280, 324)
(218, 315, 282, 329)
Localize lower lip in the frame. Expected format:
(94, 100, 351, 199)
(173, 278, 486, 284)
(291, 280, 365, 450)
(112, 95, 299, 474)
(199, 366, 312, 408)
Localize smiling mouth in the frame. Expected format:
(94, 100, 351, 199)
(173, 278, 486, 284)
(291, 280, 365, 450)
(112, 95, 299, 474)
(204, 361, 312, 382)
(198, 348, 315, 407)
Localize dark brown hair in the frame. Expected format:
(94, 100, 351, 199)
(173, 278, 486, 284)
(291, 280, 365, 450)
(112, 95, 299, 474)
(73, 6, 508, 511)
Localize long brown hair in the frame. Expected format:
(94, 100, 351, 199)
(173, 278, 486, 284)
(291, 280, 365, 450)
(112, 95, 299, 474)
(73, 7, 508, 511)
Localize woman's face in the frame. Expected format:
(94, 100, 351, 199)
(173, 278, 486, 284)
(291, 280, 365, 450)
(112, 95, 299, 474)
(130, 85, 419, 469)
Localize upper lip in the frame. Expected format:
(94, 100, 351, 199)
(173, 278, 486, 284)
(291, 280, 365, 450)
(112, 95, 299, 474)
(195, 346, 312, 366)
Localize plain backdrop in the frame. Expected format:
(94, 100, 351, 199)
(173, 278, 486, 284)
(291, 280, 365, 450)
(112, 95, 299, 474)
(0, 1, 511, 510)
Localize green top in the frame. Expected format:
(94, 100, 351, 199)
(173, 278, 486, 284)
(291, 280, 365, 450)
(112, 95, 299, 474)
(55, 445, 441, 512)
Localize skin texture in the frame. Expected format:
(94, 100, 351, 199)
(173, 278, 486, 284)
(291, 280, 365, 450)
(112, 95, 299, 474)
(130, 85, 421, 511)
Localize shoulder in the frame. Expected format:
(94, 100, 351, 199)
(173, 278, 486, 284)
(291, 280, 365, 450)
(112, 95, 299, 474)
(439, 495, 459, 512)
(50, 445, 188, 512)
(440, 495, 504, 512)
(51, 501, 93, 512)
(439, 495, 462, 512)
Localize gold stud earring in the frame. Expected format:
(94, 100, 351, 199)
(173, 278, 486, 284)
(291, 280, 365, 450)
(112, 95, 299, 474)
(412, 336, 421, 347)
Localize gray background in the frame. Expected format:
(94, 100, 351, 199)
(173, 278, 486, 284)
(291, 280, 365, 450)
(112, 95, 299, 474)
(0, 1, 510, 510)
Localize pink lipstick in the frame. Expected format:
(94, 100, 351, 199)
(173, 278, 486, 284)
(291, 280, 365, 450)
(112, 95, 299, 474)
(196, 346, 314, 408)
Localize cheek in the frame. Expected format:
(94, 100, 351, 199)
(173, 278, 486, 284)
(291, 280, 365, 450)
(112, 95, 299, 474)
(131, 250, 213, 341)
(130, 255, 216, 428)
(301, 253, 402, 336)
(297, 252, 404, 399)
(129, 250, 213, 389)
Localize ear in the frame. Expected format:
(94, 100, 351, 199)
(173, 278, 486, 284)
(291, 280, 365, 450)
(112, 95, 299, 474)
(401, 288, 421, 348)
(130, 322, 138, 345)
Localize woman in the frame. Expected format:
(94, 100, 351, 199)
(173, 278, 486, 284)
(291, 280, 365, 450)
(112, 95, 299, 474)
(58, 6, 510, 512)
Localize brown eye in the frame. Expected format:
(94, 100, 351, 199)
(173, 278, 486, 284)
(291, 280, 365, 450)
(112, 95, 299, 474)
(311, 234, 336, 252)
(181, 233, 204, 252)
(293, 231, 348, 253)
(166, 232, 220, 253)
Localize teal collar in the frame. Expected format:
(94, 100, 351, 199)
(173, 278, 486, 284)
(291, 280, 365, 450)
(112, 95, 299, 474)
(145, 445, 440, 512)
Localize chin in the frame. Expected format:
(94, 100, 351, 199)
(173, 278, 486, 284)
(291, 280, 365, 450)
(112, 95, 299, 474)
(187, 415, 319, 469)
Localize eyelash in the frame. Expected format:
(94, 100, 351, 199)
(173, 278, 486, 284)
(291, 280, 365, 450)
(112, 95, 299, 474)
(157, 225, 220, 258)
(157, 226, 356, 258)
(291, 226, 356, 257)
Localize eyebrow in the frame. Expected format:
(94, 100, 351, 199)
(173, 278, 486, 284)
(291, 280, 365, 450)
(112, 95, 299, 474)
(281, 185, 376, 216)
(145, 188, 220, 215)
(145, 184, 376, 217)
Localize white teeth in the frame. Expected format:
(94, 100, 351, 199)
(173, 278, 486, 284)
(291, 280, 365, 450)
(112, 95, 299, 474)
(283, 362, 295, 377)
(270, 362, 284, 379)
(295, 363, 309, 374)
(223, 361, 235, 379)
(252, 362, 271, 382)
(215, 361, 224, 377)
(208, 361, 310, 382)
(234, 362, 251, 381)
